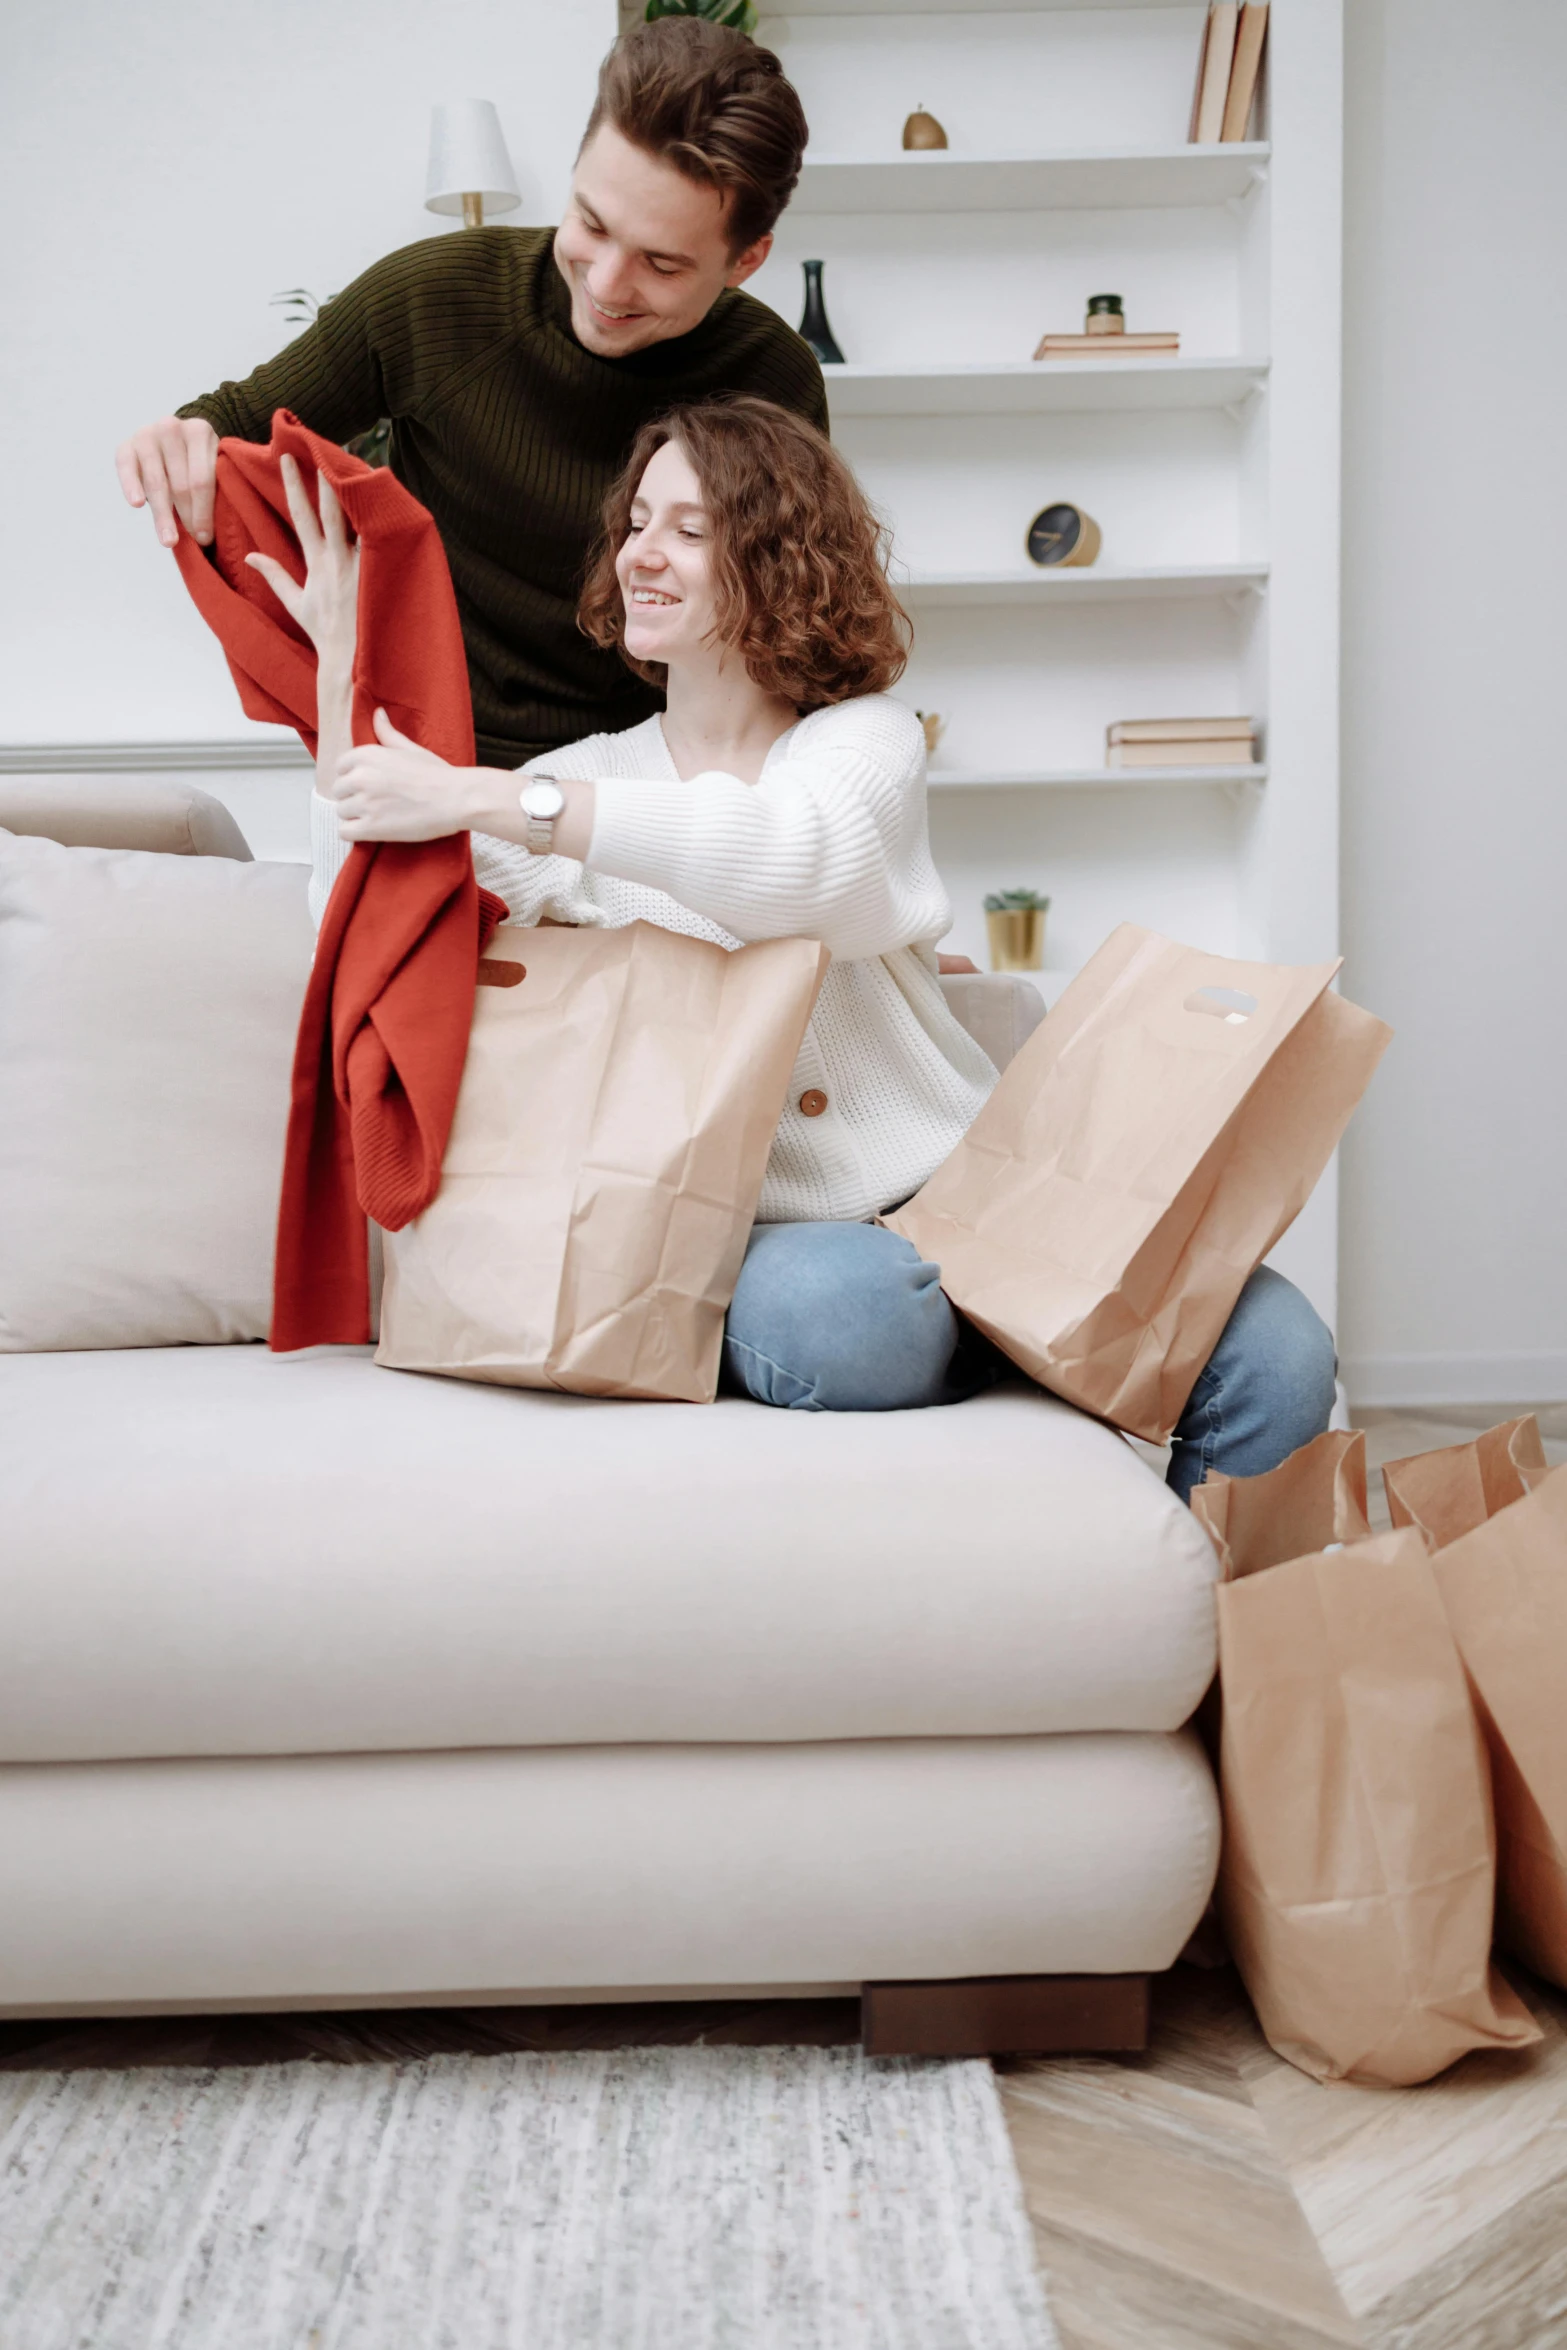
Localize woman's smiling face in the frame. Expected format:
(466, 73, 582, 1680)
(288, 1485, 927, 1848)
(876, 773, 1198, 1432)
(614, 437, 718, 671)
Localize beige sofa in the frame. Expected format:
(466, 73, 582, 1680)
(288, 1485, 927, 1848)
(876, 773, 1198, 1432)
(0, 780, 1221, 2053)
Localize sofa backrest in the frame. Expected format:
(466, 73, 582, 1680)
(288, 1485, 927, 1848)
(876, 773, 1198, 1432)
(0, 776, 251, 860)
(5, 775, 1048, 1067)
(941, 969, 1046, 1071)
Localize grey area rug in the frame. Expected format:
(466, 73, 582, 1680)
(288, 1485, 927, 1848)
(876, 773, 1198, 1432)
(0, 2044, 1057, 2350)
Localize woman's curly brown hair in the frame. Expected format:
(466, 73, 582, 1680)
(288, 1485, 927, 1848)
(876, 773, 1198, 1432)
(578, 397, 910, 711)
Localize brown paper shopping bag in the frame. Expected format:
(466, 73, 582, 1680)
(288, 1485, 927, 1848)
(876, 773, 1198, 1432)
(1194, 1427, 1373, 1574)
(377, 920, 828, 1401)
(1193, 1434, 1540, 2084)
(885, 925, 1391, 1441)
(1384, 1413, 1550, 1549)
(1382, 1424, 1567, 1989)
(1187, 1429, 1374, 1774)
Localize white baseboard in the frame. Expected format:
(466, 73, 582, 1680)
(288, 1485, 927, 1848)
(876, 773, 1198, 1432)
(1343, 1352, 1567, 1409)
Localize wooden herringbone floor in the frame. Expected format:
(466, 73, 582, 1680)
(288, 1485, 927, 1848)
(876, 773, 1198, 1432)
(1001, 1961, 1567, 2350)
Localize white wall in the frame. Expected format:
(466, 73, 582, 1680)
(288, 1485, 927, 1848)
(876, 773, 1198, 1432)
(1338, 0, 1567, 1403)
(0, 0, 613, 744)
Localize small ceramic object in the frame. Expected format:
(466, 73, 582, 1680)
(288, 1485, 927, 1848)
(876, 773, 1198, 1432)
(1025, 502, 1102, 569)
(915, 710, 945, 759)
(798, 260, 845, 365)
(1085, 293, 1125, 335)
(902, 107, 949, 151)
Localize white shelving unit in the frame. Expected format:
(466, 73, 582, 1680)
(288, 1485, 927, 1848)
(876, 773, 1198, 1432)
(926, 763, 1267, 790)
(753, 0, 1345, 1317)
(900, 561, 1268, 606)
(823, 355, 1269, 418)
(793, 144, 1269, 213)
(776, 0, 1209, 14)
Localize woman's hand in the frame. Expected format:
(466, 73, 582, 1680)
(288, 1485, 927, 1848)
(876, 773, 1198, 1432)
(244, 454, 360, 664)
(330, 708, 479, 843)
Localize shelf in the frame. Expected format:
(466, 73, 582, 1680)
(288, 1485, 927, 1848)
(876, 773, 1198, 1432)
(900, 562, 1267, 608)
(927, 763, 1267, 789)
(825, 357, 1268, 419)
(793, 145, 1269, 216)
(768, 0, 1203, 15)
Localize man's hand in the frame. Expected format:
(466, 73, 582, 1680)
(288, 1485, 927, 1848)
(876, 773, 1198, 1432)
(330, 709, 475, 843)
(115, 415, 220, 549)
(937, 954, 980, 976)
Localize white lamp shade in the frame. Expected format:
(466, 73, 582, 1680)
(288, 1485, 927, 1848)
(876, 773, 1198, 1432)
(425, 100, 521, 216)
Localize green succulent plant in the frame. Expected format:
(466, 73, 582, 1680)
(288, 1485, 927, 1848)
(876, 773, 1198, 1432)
(983, 888, 1052, 913)
(645, 0, 759, 34)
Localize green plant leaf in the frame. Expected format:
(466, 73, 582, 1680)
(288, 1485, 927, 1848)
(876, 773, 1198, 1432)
(644, 0, 758, 32)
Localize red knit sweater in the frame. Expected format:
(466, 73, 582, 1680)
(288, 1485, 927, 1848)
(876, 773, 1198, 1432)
(174, 410, 504, 1349)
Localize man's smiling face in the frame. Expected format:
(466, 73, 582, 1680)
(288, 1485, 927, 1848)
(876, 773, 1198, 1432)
(553, 122, 772, 358)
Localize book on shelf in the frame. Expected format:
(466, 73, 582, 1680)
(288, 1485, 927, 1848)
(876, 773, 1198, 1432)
(1107, 718, 1256, 768)
(1222, 3, 1269, 143)
(1033, 332, 1180, 359)
(1108, 741, 1256, 769)
(1109, 717, 1254, 744)
(1191, 1, 1269, 147)
(1190, 2, 1239, 144)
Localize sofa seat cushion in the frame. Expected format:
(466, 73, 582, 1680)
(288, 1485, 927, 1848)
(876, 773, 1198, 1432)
(0, 1346, 1218, 1764)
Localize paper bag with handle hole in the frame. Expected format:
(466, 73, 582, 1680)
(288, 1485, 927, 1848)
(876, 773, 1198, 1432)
(1192, 1430, 1541, 2085)
(377, 919, 828, 1401)
(884, 925, 1391, 1441)
(1383, 1419, 1567, 1990)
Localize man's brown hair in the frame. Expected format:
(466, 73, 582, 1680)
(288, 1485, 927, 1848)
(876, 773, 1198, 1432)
(584, 18, 809, 253)
(579, 397, 910, 711)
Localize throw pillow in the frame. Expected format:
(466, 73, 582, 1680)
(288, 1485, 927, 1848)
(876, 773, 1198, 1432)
(0, 830, 312, 1350)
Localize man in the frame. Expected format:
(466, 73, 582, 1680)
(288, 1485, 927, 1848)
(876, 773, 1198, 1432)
(114, 19, 825, 768)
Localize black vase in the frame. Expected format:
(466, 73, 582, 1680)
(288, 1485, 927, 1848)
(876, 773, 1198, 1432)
(798, 260, 845, 365)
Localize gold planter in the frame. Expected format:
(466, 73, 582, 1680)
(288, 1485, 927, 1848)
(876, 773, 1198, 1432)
(986, 906, 1047, 972)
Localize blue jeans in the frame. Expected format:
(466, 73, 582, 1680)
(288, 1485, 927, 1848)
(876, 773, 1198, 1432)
(721, 1221, 1337, 1506)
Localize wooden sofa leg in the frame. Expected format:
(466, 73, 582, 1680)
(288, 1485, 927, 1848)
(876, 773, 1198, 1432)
(860, 1973, 1150, 2058)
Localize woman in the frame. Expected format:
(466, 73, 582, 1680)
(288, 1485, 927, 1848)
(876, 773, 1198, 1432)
(254, 395, 1334, 1499)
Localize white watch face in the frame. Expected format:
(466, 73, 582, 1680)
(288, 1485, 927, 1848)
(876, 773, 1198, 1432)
(521, 779, 566, 821)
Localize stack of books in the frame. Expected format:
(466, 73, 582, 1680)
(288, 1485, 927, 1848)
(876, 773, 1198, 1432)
(1189, 2, 1269, 145)
(1033, 330, 1179, 360)
(1106, 717, 1256, 769)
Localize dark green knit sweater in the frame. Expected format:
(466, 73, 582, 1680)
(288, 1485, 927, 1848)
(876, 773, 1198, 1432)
(180, 228, 827, 766)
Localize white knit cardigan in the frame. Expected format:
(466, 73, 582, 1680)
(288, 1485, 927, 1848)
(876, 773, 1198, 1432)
(309, 693, 998, 1223)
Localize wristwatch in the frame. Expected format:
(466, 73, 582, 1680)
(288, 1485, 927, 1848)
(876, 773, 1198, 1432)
(519, 775, 566, 856)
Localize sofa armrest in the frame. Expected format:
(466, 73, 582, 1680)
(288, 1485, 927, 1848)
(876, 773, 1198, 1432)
(939, 971, 1047, 1071)
(0, 777, 252, 860)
